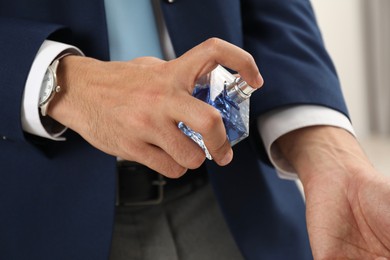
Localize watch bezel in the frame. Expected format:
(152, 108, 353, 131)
(39, 56, 64, 117)
(39, 66, 56, 107)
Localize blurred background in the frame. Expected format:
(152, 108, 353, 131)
(311, 0, 390, 175)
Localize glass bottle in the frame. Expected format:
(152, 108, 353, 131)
(178, 65, 256, 160)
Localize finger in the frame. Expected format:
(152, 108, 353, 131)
(127, 111, 207, 170)
(169, 94, 233, 165)
(128, 142, 187, 178)
(147, 122, 208, 169)
(175, 38, 263, 90)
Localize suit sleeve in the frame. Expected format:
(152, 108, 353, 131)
(242, 0, 349, 120)
(0, 17, 70, 142)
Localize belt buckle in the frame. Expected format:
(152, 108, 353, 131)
(116, 161, 167, 207)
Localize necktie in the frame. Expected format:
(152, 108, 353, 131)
(104, 0, 164, 61)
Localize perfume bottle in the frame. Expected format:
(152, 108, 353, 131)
(178, 65, 256, 159)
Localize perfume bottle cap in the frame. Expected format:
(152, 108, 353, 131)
(234, 77, 256, 98)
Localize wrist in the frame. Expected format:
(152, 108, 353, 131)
(47, 55, 97, 130)
(276, 126, 372, 186)
(22, 40, 83, 140)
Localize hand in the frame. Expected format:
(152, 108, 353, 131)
(48, 38, 263, 178)
(277, 126, 390, 259)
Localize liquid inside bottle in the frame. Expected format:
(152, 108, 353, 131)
(178, 65, 255, 159)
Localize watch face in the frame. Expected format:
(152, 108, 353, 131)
(39, 68, 55, 106)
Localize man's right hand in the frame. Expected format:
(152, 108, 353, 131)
(48, 38, 263, 178)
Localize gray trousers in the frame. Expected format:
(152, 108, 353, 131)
(109, 180, 244, 260)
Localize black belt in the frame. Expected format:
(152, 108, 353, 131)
(116, 161, 208, 206)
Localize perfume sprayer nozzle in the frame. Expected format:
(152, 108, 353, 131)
(234, 77, 256, 97)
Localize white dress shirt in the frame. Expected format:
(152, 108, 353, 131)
(21, 1, 355, 179)
(22, 41, 83, 140)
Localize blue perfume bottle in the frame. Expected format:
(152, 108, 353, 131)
(178, 65, 256, 159)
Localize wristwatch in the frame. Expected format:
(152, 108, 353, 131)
(39, 53, 71, 116)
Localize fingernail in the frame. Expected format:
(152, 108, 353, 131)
(220, 149, 233, 165)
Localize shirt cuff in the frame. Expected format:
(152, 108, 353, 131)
(21, 40, 83, 140)
(257, 105, 356, 180)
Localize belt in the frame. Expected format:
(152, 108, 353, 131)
(116, 161, 208, 206)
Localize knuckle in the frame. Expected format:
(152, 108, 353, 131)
(237, 51, 256, 69)
(186, 152, 205, 169)
(166, 165, 187, 179)
(130, 57, 148, 64)
(243, 53, 256, 65)
(131, 112, 154, 132)
(203, 37, 224, 54)
(201, 109, 222, 132)
(122, 143, 144, 161)
(212, 138, 230, 154)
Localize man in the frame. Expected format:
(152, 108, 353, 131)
(1, 0, 390, 259)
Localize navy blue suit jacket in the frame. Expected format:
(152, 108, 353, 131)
(0, 0, 348, 259)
